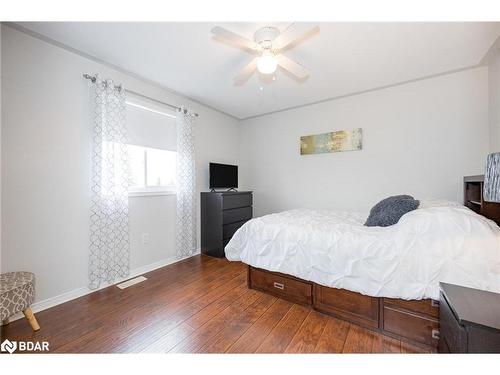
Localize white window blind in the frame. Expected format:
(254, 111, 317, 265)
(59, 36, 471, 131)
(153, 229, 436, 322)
(126, 94, 176, 151)
(125, 94, 177, 195)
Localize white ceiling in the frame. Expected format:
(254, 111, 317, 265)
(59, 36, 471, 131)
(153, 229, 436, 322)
(17, 22, 500, 119)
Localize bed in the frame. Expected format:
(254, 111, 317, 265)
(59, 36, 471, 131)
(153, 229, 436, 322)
(224, 201, 500, 349)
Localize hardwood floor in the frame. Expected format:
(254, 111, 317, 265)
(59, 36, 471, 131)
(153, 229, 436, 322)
(0, 255, 429, 353)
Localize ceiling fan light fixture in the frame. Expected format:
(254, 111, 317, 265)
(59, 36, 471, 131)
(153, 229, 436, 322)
(257, 50, 277, 75)
(211, 24, 317, 83)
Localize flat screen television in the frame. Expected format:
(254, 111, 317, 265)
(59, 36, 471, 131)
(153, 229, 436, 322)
(209, 163, 238, 189)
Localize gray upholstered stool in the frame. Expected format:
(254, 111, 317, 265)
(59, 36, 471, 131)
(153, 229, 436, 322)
(0, 272, 40, 331)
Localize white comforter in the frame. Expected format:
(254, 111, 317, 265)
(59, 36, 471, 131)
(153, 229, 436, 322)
(225, 204, 500, 300)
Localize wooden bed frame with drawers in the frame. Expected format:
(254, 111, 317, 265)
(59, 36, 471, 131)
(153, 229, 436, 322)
(247, 265, 440, 350)
(247, 176, 500, 350)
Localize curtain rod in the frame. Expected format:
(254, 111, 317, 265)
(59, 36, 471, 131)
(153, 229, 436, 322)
(83, 74, 198, 117)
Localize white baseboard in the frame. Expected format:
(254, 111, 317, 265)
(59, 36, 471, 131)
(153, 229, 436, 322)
(6, 251, 200, 323)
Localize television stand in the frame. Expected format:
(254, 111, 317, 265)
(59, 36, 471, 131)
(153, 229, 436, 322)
(201, 191, 253, 258)
(209, 188, 238, 192)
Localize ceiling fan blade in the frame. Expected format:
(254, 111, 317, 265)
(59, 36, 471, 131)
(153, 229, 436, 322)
(276, 54, 310, 79)
(274, 23, 320, 51)
(211, 26, 260, 52)
(233, 57, 258, 85)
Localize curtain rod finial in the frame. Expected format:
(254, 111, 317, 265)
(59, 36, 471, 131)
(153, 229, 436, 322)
(83, 73, 96, 83)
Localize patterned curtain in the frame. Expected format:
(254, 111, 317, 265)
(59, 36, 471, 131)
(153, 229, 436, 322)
(88, 75, 131, 289)
(176, 108, 197, 258)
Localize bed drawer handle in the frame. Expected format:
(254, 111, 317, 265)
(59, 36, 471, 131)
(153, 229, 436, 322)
(431, 300, 439, 307)
(273, 282, 284, 290)
(432, 329, 440, 339)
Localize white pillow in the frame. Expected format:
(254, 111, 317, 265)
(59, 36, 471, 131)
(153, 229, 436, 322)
(418, 199, 461, 209)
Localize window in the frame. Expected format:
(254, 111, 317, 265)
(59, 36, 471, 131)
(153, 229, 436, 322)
(125, 94, 177, 196)
(128, 145, 176, 195)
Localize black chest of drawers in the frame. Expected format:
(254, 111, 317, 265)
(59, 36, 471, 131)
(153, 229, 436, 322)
(439, 282, 500, 353)
(201, 191, 253, 258)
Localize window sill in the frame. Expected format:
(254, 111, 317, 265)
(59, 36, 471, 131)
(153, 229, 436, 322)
(128, 190, 176, 197)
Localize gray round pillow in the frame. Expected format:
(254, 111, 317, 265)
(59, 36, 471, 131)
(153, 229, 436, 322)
(365, 195, 420, 227)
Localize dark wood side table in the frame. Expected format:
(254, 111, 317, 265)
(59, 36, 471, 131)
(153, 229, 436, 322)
(439, 282, 500, 353)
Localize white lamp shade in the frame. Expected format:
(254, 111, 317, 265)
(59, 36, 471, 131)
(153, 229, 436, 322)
(257, 51, 277, 75)
(484, 152, 500, 203)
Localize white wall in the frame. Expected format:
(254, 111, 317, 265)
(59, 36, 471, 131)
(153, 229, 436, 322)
(489, 46, 500, 152)
(0, 25, 240, 303)
(239, 67, 490, 216)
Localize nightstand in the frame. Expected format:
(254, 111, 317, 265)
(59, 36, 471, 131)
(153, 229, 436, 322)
(439, 282, 500, 353)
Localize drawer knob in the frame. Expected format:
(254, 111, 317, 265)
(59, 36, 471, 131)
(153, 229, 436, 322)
(432, 329, 440, 339)
(273, 282, 284, 290)
(431, 300, 439, 307)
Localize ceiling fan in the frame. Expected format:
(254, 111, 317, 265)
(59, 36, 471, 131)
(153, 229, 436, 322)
(211, 23, 320, 85)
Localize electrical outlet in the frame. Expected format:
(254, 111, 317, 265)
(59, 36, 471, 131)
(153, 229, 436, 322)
(142, 233, 150, 244)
